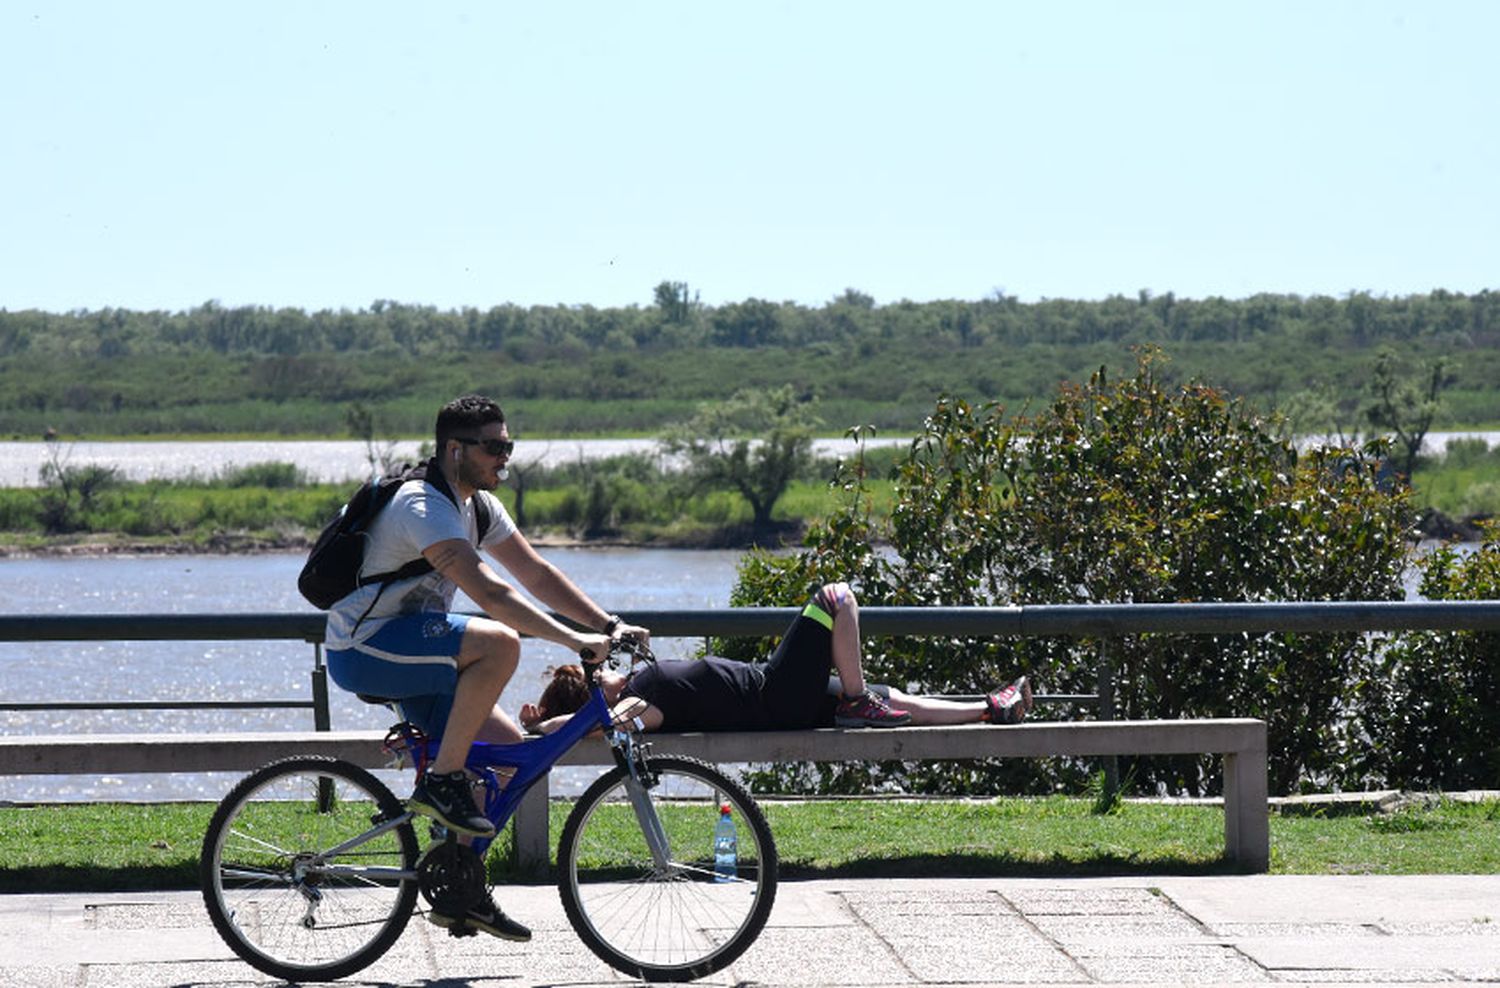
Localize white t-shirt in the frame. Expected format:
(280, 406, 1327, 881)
(325, 479, 518, 649)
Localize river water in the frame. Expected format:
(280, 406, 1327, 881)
(0, 436, 914, 487)
(0, 547, 745, 803)
(3, 431, 1494, 487)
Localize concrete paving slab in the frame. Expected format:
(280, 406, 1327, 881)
(1237, 933, 1500, 970)
(431, 925, 623, 984)
(840, 887, 1014, 915)
(728, 925, 920, 984)
(1159, 875, 1500, 927)
(1003, 887, 1180, 916)
(1210, 922, 1385, 938)
(88, 898, 213, 929)
(1275, 970, 1457, 984)
(869, 914, 1039, 944)
(1028, 914, 1208, 941)
(1, 877, 1498, 986)
(72, 960, 281, 986)
(1079, 949, 1272, 984)
(894, 940, 1085, 984)
(0, 968, 78, 988)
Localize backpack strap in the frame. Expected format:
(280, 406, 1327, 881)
(420, 456, 494, 543)
(348, 457, 492, 632)
(355, 457, 490, 591)
(475, 492, 493, 543)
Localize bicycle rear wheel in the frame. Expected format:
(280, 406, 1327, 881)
(200, 755, 419, 982)
(558, 754, 778, 981)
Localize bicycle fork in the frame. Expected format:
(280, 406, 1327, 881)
(613, 735, 673, 873)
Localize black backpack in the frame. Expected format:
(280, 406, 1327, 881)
(298, 458, 493, 610)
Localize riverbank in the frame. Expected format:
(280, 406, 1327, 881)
(2, 505, 1486, 560)
(0, 520, 809, 559)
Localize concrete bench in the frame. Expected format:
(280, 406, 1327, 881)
(0, 730, 391, 778)
(1, 718, 1269, 874)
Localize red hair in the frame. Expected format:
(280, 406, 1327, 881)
(537, 664, 590, 720)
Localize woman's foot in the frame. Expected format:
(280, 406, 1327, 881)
(985, 676, 1032, 725)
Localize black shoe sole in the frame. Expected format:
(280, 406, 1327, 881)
(427, 910, 531, 942)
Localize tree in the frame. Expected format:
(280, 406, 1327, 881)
(709, 299, 783, 347)
(834, 288, 875, 309)
(660, 386, 820, 540)
(1364, 347, 1452, 478)
(38, 441, 121, 533)
(652, 281, 696, 325)
(1279, 381, 1362, 446)
(344, 403, 401, 476)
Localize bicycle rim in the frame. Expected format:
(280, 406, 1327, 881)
(558, 755, 778, 981)
(200, 756, 418, 982)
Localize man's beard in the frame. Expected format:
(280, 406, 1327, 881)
(458, 459, 508, 490)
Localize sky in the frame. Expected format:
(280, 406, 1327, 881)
(3, 2, 1497, 314)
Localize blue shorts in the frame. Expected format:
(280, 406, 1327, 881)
(326, 613, 470, 738)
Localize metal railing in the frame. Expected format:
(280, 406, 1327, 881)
(3, 601, 1498, 731)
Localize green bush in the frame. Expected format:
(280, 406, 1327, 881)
(1359, 531, 1500, 789)
(733, 351, 1413, 796)
(219, 461, 310, 488)
(0, 490, 41, 532)
(1440, 437, 1496, 469)
(1459, 481, 1500, 517)
(38, 461, 123, 533)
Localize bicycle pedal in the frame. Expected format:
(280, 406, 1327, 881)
(447, 922, 478, 939)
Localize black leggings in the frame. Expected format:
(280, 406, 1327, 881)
(758, 586, 842, 728)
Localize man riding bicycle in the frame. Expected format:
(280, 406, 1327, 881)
(322, 393, 648, 941)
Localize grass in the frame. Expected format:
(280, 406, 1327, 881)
(3, 794, 1497, 893)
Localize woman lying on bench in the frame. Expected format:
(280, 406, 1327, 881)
(519, 582, 1032, 735)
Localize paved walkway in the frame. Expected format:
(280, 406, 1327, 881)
(2, 875, 1498, 986)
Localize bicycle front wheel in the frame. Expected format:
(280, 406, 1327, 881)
(558, 754, 778, 981)
(200, 756, 419, 982)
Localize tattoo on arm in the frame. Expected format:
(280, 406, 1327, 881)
(428, 542, 465, 572)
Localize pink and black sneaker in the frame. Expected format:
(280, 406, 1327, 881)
(985, 676, 1032, 725)
(835, 689, 913, 728)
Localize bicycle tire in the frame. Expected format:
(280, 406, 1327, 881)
(199, 755, 419, 982)
(557, 754, 778, 981)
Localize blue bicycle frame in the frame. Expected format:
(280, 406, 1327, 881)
(397, 676, 622, 858)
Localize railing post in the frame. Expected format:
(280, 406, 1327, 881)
(1096, 638, 1118, 798)
(311, 642, 331, 732)
(310, 642, 335, 811)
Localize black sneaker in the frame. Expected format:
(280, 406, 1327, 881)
(409, 770, 495, 838)
(429, 890, 532, 942)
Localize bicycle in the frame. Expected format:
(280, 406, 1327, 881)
(198, 637, 778, 983)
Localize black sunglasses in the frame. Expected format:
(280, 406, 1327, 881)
(455, 436, 516, 457)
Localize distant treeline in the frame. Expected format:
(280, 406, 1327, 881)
(3, 286, 1498, 436)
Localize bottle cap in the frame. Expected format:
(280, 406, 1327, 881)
(720, 802, 731, 814)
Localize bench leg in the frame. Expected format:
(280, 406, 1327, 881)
(511, 775, 551, 880)
(1223, 740, 1270, 873)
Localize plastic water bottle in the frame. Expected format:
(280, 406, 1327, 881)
(713, 802, 737, 882)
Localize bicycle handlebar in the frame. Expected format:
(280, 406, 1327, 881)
(580, 633, 655, 686)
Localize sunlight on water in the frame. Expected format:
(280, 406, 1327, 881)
(0, 548, 743, 802)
